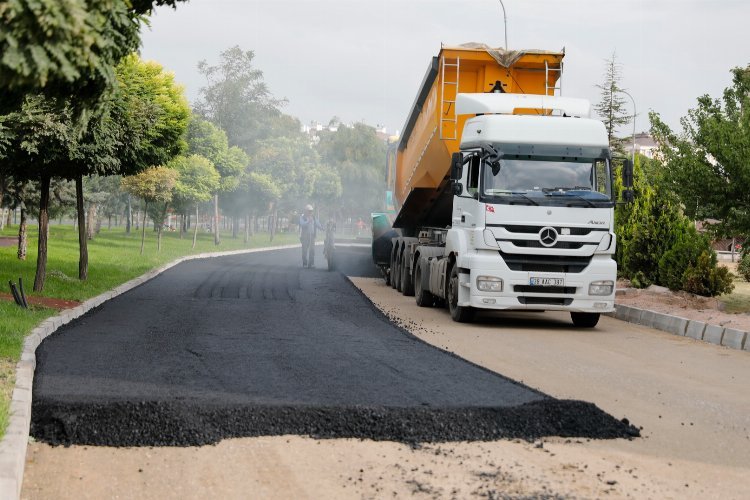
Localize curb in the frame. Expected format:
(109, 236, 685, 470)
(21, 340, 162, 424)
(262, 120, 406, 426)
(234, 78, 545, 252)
(607, 304, 748, 352)
(0, 243, 301, 500)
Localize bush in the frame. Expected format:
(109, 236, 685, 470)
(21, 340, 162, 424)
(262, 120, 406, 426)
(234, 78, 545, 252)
(738, 253, 750, 282)
(681, 251, 735, 297)
(657, 229, 713, 291)
(630, 271, 652, 289)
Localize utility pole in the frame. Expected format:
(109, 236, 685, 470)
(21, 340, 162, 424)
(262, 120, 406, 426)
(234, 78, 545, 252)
(619, 89, 636, 165)
(498, 0, 508, 49)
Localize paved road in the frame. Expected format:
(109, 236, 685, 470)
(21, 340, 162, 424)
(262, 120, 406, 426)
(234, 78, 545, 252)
(31, 246, 635, 446)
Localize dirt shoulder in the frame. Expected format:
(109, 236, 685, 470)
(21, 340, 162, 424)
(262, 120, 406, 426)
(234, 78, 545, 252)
(616, 274, 750, 333)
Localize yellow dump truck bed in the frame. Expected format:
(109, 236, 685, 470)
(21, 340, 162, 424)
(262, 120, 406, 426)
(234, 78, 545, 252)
(391, 44, 564, 231)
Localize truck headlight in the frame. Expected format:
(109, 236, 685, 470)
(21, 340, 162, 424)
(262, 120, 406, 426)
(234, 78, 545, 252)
(589, 280, 614, 296)
(477, 276, 503, 292)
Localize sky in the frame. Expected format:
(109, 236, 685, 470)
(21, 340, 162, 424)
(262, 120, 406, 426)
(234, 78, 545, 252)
(140, 0, 749, 137)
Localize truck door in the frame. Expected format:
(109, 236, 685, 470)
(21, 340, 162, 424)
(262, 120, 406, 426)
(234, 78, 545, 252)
(452, 153, 481, 229)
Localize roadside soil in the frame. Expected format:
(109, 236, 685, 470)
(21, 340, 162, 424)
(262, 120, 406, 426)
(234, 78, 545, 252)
(0, 292, 80, 310)
(616, 262, 750, 331)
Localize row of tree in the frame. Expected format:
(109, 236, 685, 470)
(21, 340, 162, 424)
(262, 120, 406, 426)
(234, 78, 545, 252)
(1, 37, 387, 293)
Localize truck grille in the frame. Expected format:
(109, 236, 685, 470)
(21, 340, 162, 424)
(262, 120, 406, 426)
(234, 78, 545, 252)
(499, 251, 590, 273)
(490, 224, 597, 236)
(509, 240, 586, 250)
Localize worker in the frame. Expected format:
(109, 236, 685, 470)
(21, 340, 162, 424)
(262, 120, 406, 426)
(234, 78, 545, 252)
(299, 204, 324, 268)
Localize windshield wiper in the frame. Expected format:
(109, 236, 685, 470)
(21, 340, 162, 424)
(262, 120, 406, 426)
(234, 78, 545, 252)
(542, 186, 592, 193)
(542, 190, 596, 207)
(483, 190, 538, 206)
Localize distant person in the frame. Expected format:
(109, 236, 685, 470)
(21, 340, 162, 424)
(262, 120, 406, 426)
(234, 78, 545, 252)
(299, 204, 324, 268)
(356, 217, 366, 235)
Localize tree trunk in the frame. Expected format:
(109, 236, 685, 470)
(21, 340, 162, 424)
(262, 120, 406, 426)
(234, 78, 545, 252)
(0, 207, 6, 231)
(76, 176, 88, 281)
(140, 202, 148, 255)
(244, 214, 250, 245)
(126, 195, 132, 234)
(17, 207, 27, 260)
(86, 202, 96, 240)
(5, 207, 12, 228)
(192, 205, 199, 249)
(107, 215, 112, 230)
(179, 213, 185, 239)
(157, 203, 167, 252)
(33, 174, 51, 292)
(213, 194, 220, 246)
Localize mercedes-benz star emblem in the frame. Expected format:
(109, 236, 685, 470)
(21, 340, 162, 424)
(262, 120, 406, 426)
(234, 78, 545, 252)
(539, 226, 558, 247)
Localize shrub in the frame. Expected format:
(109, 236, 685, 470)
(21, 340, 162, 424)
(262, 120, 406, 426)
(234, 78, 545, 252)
(657, 229, 713, 291)
(738, 253, 750, 282)
(681, 251, 735, 297)
(630, 271, 652, 289)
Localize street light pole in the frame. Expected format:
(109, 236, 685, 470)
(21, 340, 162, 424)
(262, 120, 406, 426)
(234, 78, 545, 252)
(498, 0, 508, 50)
(619, 89, 636, 165)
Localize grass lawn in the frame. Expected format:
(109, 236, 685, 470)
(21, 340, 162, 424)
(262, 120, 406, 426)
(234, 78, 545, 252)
(719, 277, 750, 314)
(0, 223, 298, 437)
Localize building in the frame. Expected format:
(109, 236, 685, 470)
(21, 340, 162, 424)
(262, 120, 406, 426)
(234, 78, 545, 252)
(624, 132, 658, 159)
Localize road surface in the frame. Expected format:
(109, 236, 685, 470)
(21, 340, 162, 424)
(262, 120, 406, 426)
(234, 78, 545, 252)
(30, 246, 631, 446)
(23, 247, 748, 499)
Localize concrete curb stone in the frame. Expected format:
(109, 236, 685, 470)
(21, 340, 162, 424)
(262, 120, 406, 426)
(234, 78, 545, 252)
(722, 328, 746, 350)
(0, 243, 300, 500)
(685, 321, 707, 340)
(703, 326, 725, 345)
(612, 304, 748, 352)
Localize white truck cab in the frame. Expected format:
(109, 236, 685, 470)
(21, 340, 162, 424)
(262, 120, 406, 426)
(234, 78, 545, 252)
(413, 94, 621, 327)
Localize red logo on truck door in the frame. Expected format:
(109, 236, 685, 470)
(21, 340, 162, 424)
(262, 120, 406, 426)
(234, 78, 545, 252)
(486, 205, 495, 213)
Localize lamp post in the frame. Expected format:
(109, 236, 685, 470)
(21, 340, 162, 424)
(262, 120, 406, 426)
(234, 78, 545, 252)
(619, 89, 636, 165)
(498, 0, 508, 49)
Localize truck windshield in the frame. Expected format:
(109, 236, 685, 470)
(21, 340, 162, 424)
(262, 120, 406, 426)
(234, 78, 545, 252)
(481, 155, 612, 206)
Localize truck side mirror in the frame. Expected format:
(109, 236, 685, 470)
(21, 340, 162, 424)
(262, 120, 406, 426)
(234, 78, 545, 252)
(450, 152, 463, 181)
(622, 158, 634, 203)
(452, 183, 463, 196)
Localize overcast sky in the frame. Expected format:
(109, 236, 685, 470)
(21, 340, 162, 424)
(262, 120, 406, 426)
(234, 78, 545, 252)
(140, 0, 749, 137)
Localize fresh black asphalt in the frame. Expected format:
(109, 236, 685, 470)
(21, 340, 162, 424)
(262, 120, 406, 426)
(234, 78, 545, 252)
(31, 245, 638, 446)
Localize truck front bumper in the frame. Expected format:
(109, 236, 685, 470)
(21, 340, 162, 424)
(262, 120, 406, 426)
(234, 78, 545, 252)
(458, 250, 616, 313)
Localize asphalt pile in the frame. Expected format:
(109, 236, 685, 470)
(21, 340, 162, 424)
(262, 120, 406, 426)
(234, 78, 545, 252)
(31, 245, 639, 447)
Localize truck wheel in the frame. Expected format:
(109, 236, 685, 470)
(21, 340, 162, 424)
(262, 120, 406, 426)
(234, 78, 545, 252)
(414, 261, 435, 307)
(394, 252, 403, 292)
(571, 312, 600, 328)
(448, 265, 474, 322)
(390, 251, 399, 289)
(401, 254, 415, 296)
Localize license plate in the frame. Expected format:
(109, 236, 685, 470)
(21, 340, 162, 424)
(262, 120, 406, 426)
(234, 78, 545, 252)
(530, 277, 564, 287)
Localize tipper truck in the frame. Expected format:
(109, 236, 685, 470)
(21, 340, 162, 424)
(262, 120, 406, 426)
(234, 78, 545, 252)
(372, 43, 633, 327)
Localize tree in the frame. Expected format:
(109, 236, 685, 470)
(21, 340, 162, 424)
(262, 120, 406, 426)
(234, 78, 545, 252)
(650, 65, 750, 241)
(170, 154, 220, 248)
(121, 166, 178, 254)
(195, 46, 284, 155)
(0, 0, 188, 117)
(315, 122, 386, 221)
(594, 53, 631, 155)
(186, 117, 246, 245)
(0, 95, 74, 290)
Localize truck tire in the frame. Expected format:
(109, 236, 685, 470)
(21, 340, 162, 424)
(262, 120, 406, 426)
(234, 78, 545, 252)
(570, 312, 600, 328)
(401, 253, 415, 296)
(390, 250, 399, 290)
(394, 253, 403, 292)
(448, 265, 474, 323)
(414, 260, 435, 307)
